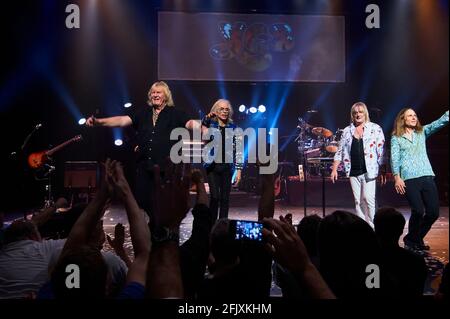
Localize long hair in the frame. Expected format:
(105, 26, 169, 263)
(147, 81, 174, 107)
(350, 102, 370, 124)
(210, 99, 234, 123)
(392, 108, 423, 137)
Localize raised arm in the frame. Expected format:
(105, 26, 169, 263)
(179, 169, 213, 298)
(147, 162, 191, 298)
(31, 206, 57, 228)
(62, 160, 111, 251)
(263, 218, 335, 299)
(424, 110, 449, 138)
(108, 161, 150, 285)
(86, 115, 132, 128)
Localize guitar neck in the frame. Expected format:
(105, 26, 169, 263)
(46, 138, 76, 156)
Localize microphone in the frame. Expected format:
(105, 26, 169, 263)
(35, 123, 42, 130)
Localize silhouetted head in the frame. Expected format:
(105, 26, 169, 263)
(51, 245, 108, 299)
(317, 210, 383, 298)
(3, 220, 41, 244)
(374, 207, 405, 245)
(297, 214, 322, 258)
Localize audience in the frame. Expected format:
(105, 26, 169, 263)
(317, 210, 397, 298)
(1, 159, 446, 301)
(274, 214, 322, 298)
(0, 219, 65, 298)
(374, 207, 427, 297)
(38, 159, 149, 299)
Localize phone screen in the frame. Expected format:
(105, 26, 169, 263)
(233, 220, 263, 241)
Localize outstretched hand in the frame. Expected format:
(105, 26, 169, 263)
(85, 115, 97, 127)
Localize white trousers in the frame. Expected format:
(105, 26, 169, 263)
(349, 174, 377, 227)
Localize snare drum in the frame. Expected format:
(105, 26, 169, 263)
(325, 141, 339, 153)
(324, 129, 343, 153)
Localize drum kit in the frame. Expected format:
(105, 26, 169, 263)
(296, 117, 343, 176)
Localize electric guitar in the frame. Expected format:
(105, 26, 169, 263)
(27, 135, 83, 169)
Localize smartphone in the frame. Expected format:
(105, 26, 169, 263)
(231, 220, 264, 241)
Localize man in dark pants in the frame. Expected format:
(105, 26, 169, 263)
(86, 81, 201, 220)
(202, 99, 243, 221)
(391, 108, 448, 250)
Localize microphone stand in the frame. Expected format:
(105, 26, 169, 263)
(21, 125, 41, 151)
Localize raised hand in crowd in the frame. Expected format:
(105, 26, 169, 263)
(263, 217, 335, 299)
(151, 160, 191, 229)
(147, 161, 191, 298)
(107, 160, 150, 286)
(107, 223, 132, 268)
(190, 169, 208, 206)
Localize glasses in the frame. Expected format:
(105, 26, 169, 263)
(218, 108, 230, 113)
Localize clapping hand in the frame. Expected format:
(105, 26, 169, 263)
(152, 160, 191, 229)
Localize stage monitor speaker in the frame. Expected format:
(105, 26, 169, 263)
(64, 161, 99, 189)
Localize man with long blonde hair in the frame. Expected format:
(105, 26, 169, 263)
(330, 102, 386, 227)
(85, 81, 201, 218)
(391, 108, 449, 250)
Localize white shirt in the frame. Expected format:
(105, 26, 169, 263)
(0, 239, 65, 299)
(334, 122, 385, 179)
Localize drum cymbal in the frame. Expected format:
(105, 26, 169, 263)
(311, 127, 333, 138)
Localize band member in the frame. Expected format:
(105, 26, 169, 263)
(391, 109, 449, 250)
(85, 81, 201, 219)
(330, 102, 386, 227)
(202, 99, 243, 221)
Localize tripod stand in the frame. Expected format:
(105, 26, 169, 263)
(35, 163, 56, 208)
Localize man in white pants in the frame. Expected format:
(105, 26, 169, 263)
(330, 102, 386, 227)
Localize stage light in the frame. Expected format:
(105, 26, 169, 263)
(124, 102, 132, 108)
(239, 104, 246, 112)
(114, 139, 123, 146)
(258, 105, 266, 113)
(249, 107, 257, 113)
(78, 118, 86, 125)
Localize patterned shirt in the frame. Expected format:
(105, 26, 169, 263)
(201, 117, 244, 170)
(390, 111, 449, 181)
(334, 121, 385, 179)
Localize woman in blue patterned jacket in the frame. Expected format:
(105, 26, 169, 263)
(391, 108, 449, 251)
(202, 99, 244, 221)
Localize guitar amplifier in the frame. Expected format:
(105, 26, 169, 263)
(64, 161, 99, 189)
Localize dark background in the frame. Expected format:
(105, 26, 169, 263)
(0, 0, 448, 211)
